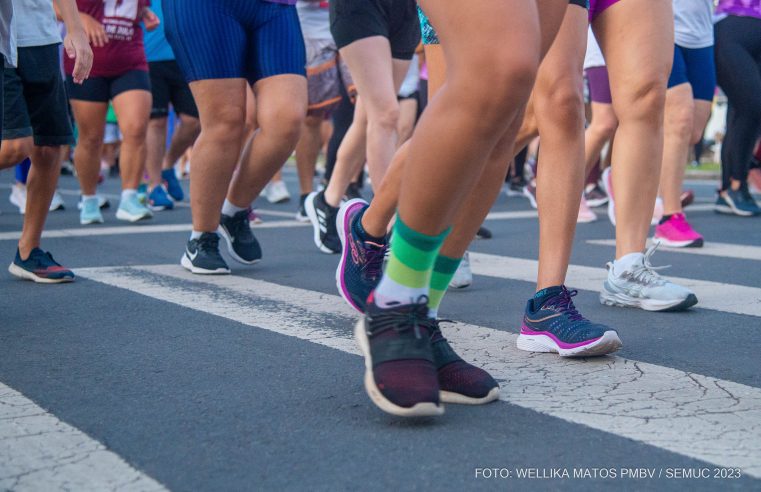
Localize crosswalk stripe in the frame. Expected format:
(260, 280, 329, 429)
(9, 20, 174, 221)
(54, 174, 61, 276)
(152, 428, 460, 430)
(469, 252, 761, 318)
(77, 265, 761, 478)
(587, 239, 761, 261)
(0, 382, 166, 491)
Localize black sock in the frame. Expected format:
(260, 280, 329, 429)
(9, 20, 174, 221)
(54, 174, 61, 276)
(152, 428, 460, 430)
(353, 208, 386, 243)
(659, 214, 673, 225)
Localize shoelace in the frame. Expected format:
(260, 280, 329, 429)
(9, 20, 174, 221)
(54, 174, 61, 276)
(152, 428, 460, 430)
(362, 243, 386, 279)
(543, 289, 586, 323)
(628, 244, 669, 287)
(229, 211, 253, 240)
(368, 295, 429, 340)
(28, 249, 61, 268)
(197, 233, 221, 254)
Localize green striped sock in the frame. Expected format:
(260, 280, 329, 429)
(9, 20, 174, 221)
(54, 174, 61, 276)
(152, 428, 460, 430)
(428, 255, 462, 318)
(374, 216, 450, 307)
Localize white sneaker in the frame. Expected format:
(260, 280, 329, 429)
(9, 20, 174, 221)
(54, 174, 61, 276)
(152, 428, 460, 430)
(265, 180, 291, 204)
(602, 167, 615, 226)
(49, 190, 65, 211)
(9, 183, 26, 214)
(449, 251, 473, 289)
(600, 244, 698, 312)
(651, 197, 664, 226)
(577, 195, 597, 223)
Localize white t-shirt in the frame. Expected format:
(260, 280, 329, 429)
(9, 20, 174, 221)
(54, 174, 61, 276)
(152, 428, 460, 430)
(297, 0, 331, 41)
(673, 0, 714, 49)
(0, 1, 16, 66)
(583, 28, 605, 70)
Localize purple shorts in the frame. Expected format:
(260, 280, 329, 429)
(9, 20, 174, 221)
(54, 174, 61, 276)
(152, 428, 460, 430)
(588, 0, 620, 21)
(585, 66, 612, 104)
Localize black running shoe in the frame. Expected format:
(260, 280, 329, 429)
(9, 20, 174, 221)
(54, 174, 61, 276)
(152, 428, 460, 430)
(305, 190, 341, 254)
(181, 232, 230, 274)
(295, 193, 309, 222)
(355, 294, 443, 417)
(345, 182, 363, 201)
(219, 210, 262, 264)
(476, 226, 492, 239)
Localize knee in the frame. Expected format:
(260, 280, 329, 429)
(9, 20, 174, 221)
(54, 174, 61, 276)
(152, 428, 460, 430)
(119, 119, 149, 144)
(665, 105, 694, 141)
(538, 83, 584, 131)
(0, 138, 34, 165)
(202, 105, 246, 144)
(615, 74, 668, 123)
(179, 115, 200, 133)
(590, 114, 618, 140)
(264, 106, 305, 145)
(368, 103, 401, 132)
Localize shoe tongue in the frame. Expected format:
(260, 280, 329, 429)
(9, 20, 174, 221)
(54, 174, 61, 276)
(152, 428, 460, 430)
(534, 286, 564, 309)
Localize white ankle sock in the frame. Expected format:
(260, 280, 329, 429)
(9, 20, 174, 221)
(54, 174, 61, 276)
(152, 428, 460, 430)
(613, 252, 644, 276)
(190, 230, 206, 240)
(82, 194, 96, 201)
(222, 199, 247, 217)
(121, 189, 137, 201)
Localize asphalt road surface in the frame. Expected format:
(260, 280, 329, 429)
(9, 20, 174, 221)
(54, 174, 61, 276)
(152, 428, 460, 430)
(1, 168, 759, 491)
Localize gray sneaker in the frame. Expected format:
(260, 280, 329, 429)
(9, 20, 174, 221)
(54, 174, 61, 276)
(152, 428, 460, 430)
(449, 251, 473, 289)
(600, 245, 698, 312)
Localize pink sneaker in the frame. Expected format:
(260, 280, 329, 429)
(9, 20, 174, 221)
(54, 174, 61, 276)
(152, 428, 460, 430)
(577, 195, 597, 223)
(653, 213, 703, 248)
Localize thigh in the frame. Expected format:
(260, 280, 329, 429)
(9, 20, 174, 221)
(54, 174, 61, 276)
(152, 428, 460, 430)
(330, 0, 388, 51)
(252, 74, 308, 129)
(112, 88, 152, 136)
(149, 61, 171, 119)
(684, 46, 716, 102)
(535, 4, 587, 98)
(249, 3, 307, 84)
(388, 0, 421, 61)
(339, 36, 398, 115)
(70, 100, 109, 142)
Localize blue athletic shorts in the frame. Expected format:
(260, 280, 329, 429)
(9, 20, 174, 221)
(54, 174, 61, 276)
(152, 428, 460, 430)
(667, 44, 716, 101)
(163, 0, 306, 85)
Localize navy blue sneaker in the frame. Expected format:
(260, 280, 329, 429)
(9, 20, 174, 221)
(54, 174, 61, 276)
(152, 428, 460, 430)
(336, 199, 386, 313)
(355, 294, 443, 417)
(517, 286, 622, 357)
(8, 248, 74, 283)
(715, 188, 760, 216)
(148, 184, 174, 211)
(181, 233, 230, 274)
(430, 320, 500, 405)
(161, 168, 184, 202)
(219, 209, 262, 264)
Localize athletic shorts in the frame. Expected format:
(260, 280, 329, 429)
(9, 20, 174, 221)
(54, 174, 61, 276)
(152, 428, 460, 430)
(164, 0, 306, 85)
(667, 44, 716, 101)
(149, 60, 198, 119)
(589, 0, 619, 21)
(66, 69, 151, 103)
(3, 44, 74, 146)
(585, 66, 612, 104)
(305, 38, 355, 118)
(330, 0, 421, 60)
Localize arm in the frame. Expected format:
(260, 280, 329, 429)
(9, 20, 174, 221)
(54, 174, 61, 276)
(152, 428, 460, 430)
(142, 7, 160, 31)
(53, 0, 94, 83)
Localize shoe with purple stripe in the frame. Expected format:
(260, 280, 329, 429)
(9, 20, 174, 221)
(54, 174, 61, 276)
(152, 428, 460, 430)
(336, 198, 386, 313)
(517, 286, 621, 357)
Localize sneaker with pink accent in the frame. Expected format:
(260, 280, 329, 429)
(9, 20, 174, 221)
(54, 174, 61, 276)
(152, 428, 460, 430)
(653, 213, 704, 248)
(577, 196, 597, 223)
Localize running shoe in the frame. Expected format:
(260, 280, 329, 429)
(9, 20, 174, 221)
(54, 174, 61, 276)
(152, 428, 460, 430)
(505, 179, 527, 197)
(355, 294, 443, 417)
(577, 196, 597, 223)
(680, 189, 695, 208)
(518, 286, 621, 357)
(476, 226, 492, 239)
(653, 213, 703, 248)
(295, 193, 309, 222)
(522, 181, 538, 209)
(116, 193, 153, 222)
(600, 245, 698, 311)
(345, 182, 363, 201)
(161, 168, 184, 201)
(584, 182, 608, 208)
(741, 183, 761, 215)
(248, 208, 263, 224)
(136, 183, 148, 205)
(8, 248, 74, 283)
(748, 168, 761, 194)
(448, 252, 473, 289)
(602, 167, 616, 226)
(265, 180, 291, 204)
(49, 190, 65, 211)
(430, 320, 500, 404)
(9, 183, 26, 214)
(715, 188, 760, 217)
(80, 196, 104, 225)
(77, 194, 110, 210)
(181, 232, 230, 274)
(148, 185, 174, 211)
(651, 197, 664, 225)
(336, 199, 386, 313)
(305, 190, 341, 254)
(219, 209, 262, 264)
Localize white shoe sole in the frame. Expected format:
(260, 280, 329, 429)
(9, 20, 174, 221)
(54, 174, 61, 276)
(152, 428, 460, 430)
(8, 262, 74, 284)
(304, 192, 336, 254)
(116, 208, 153, 223)
(354, 319, 444, 417)
(441, 387, 500, 405)
(522, 188, 538, 209)
(335, 198, 368, 313)
(217, 225, 260, 265)
(599, 290, 698, 312)
(180, 253, 230, 275)
(517, 330, 622, 357)
(80, 216, 104, 225)
(715, 204, 754, 216)
(653, 236, 703, 248)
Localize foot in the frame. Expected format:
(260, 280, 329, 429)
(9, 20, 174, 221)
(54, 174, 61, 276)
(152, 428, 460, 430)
(181, 232, 230, 274)
(584, 182, 608, 208)
(577, 196, 597, 223)
(219, 209, 262, 264)
(475, 226, 492, 239)
(336, 199, 386, 313)
(680, 189, 695, 208)
(345, 182, 363, 201)
(715, 187, 761, 216)
(80, 196, 104, 225)
(265, 180, 291, 204)
(430, 320, 499, 404)
(161, 168, 184, 201)
(148, 184, 174, 211)
(9, 248, 74, 283)
(116, 194, 153, 222)
(654, 213, 703, 248)
(9, 183, 26, 214)
(295, 193, 309, 222)
(600, 245, 698, 312)
(77, 194, 110, 210)
(448, 251, 472, 289)
(355, 294, 443, 417)
(506, 179, 527, 197)
(522, 181, 537, 209)
(305, 190, 341, 254)
(49, 190, 65, 212)
(518, 286, 621, 357)
(602, 167, 616, 226)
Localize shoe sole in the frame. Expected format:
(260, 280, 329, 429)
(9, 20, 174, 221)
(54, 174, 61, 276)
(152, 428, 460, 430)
(8, 263, 74, 284)
(218, 225, 261, 265)
(599, 290, 698, 312)
(354, 319, 444, 417)
(586, 198, 608, 208)
(714, 204, 755, 217)
(295, 212, 310, 223)
(516, 330, 622, 357)
(304, 192, 337, 254)
(448, 281, 472, 289)
(267, 196, 291, 204)
(335, 198, 369, 314)
(80, 217, 104, 225)
(522, 188, 538, 209)
(577, 214, 597, 224)
(441, 387, 500, 405)
(180, 253, 231, 275)
(653, 236, 704, 248)
(116, 209, 153, 222)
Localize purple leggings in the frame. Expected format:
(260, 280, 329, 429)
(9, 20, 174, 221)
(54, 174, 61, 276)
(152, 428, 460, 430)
(588, 0, 620, 21)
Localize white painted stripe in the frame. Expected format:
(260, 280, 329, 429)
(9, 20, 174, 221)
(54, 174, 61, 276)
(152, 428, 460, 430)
(0, 220, 308, 241)
(587, 239, 761, 262)
(484, 203, 715, 221)
(0, 382, 166, 491)
(469, 252, 761, 318)
(78, 265, 761, 477)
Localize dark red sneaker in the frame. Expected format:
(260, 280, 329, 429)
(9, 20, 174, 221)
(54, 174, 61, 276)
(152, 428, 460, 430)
(355, 294, 443, 417)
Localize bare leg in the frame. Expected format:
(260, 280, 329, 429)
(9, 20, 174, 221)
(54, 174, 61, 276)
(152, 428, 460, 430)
(295, 115, 323, 195)
(397, 97, 418, 146)
(18, 146, 60, 257)
(165, 114, 200, 170)
(146, 117, 168, 188)
(323, 97, 368, 206)
(584, 102, 618, 175)
(112, 89, 152, 191)
(70, 100, 108, 196)
(659, 83, 694, 215)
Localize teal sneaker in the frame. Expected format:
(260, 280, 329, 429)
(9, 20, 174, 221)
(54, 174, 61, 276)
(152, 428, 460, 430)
(116, 193, 153, 222)
(80, 196, 104, 225)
